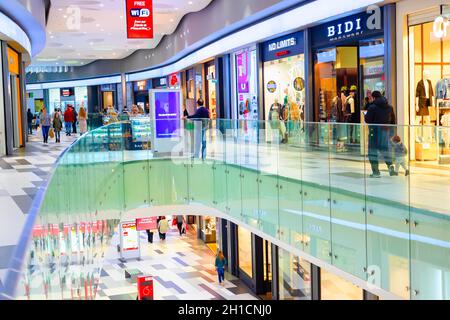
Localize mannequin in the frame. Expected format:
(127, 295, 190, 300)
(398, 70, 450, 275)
(416, 70, 434, 125)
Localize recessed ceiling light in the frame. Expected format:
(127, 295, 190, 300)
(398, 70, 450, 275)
(58, 8, 63, 12)
(101, 29, 105, 32)
(170, 19, 174, 22)
(63, 15, 67, 18)
(188, 1, 193, 5)
(96, 24, 100, 27)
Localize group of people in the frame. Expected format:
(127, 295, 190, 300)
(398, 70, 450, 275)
(27, 105, 88, 144)
(364, 91, 409, 178)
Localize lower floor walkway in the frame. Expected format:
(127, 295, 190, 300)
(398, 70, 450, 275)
(96, 227, 258, 300)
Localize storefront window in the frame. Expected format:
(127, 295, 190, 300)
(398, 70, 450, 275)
(235, 49, 258, 121)
(75, 87, 88, 112)
(238, 226, 253, 278)
(263, 32, 305, 145)
(206, 64, 217, 120)
(278, 248, 311, 300)
(49, 88, 61, 113)
(408, 11, 450, 163)
(200, 216, 216, 245)
(321, 268, 362, 300)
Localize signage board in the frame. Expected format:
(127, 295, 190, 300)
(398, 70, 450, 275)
(136, 217, 158, 231)
(126, 0, 154, 39)
(236, 51, 250, 93)
(121, 221, 139, 251)
(311, 7, 384, 48)
(153, 90, 181, 139)
(262, 31, 304, 62)
(137, 276, 154, 300)
(61, 88, 74, 97)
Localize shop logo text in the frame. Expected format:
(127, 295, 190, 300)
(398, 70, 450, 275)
(268, 38, 296, 52)
(327, 5, 381, 40)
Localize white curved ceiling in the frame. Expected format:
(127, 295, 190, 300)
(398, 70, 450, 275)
(31, 0, 213, 68)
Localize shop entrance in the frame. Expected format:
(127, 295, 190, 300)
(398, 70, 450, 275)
(103, 91, 114, 109)
(10, 74, 23, 149)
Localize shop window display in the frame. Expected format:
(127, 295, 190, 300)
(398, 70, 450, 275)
(314, 39, 385, 148)
(409, 15, 450, 163)
(238, 226, 253, 278)
(278, 248, 311, 300)
(264, 54, 305, 144)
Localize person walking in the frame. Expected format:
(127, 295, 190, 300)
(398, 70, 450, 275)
(215, 251, 228, 286)
(364, 91, 397, 178)
(64, 107, 74, 136)
(27, 109, 33, 135)
(158, 216, 170, 241)
(185, 99, 210, 159)
(53, 111, 63, 143)
(78, 106, 88, 135)
(146, 230, 154, 244)
(72, 106, 78, 134)
(176, 215, 184, 236)
(39, 107, 52, 144)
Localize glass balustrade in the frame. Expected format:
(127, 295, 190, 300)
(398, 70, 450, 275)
(2, 118, 450, 300)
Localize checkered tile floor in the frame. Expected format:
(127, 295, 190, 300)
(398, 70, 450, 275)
(0, 133, 77, 289)
(97, 228, 259, 300)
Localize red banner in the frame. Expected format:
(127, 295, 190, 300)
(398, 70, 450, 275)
(126, 0, 153, 39)
(136, 217, 158, 231)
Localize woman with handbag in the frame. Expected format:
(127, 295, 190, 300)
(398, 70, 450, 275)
(39, 107, 52, 144)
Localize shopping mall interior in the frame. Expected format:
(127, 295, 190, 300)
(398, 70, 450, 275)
(1, 0, 450, 305)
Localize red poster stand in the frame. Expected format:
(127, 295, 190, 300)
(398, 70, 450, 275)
(137, 276, 154, 300)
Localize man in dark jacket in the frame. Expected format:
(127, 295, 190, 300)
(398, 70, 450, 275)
(27, 109, 33, 135)
(364, 91, 396, 178)
(186, 99, 210, 159)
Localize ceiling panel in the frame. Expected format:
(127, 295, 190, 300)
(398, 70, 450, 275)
(30, 0, 213, 68)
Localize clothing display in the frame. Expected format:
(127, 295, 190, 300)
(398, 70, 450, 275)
(441, 113, 450, 148)
(436, 78, 450, 100)
(416, 79, 434, 116)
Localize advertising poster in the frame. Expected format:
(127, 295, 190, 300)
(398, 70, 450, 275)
(126, 0, 154, 39)
(121, 222, 139, 251)
(136, 217, 158, 231)
(237, 51, 250, 93)
(154, 91, 181, 139)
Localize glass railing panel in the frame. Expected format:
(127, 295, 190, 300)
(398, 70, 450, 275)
(329, 123, 367, 280)
(278, 120, 303, 249)
(410, 124, 450, 300)
(148, 159, 171, 206)
(237, 120, 259, 229)
(299, 122, 332, 264)
(258, 120, 280, 238)
(224, 120, 242, 220)
(188, 160, 214, 207)
(211, 120, 229, 214)
(365, 124, 411, 299)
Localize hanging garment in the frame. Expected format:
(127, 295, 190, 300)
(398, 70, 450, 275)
(436, 78, 450, 100)
(416, 79, 434, 116)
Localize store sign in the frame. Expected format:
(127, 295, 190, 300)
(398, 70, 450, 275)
(126, 0, 153, 39)
(169, 73, 180, 87)
(121, 221, 139, 251)
(136, 217, 158, 231)
(433, 16, 450, 38)
(236, 51, 250, 93)
(61, 87, 74, 97)
(268, 37, 296, 52)
(311, 6, 384, 47)
(263, 31, 304, 62)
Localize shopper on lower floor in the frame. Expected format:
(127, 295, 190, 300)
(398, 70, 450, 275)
(158, 216, 169, 241)
(39, 107, 52, 144)
(27, 109, 33, 135)
(64, 107, 74, 136)
(364, 91, 397, 178)
(53, 112, 63, 143)
(146, 230, 154, 243)
(215, 251, 227, 286)
(78, 106, 88, 135)
(176, 215, 184, 236)
(391, 135, 410, 176)
(72, 107, 78, 134)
